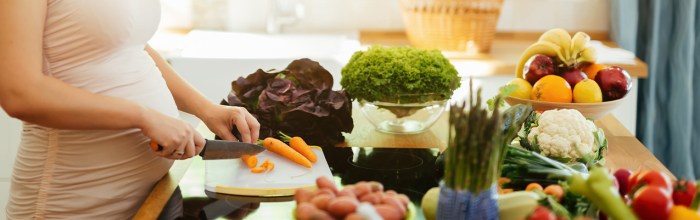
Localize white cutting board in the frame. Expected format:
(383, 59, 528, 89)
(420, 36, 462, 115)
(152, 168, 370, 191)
(204, 147, 332, 196)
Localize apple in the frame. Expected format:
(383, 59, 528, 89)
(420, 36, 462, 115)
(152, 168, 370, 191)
(595, 66, 631, 101)
(558, 68, 587, 87)
(525, 55, 556, 85)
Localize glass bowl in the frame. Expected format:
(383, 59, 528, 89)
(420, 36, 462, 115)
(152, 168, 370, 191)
(359, 98, 447, 134)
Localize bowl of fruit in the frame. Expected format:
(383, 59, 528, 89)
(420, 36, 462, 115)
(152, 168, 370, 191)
(504, 29, 633, 120)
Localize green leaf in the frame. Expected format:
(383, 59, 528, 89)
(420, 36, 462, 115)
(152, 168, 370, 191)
(487, 84, 518, 110)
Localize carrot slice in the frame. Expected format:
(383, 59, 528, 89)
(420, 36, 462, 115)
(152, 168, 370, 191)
(262, 137, 312, 168)
(250, 166, 266, 173)
(241, 155, 258, 168)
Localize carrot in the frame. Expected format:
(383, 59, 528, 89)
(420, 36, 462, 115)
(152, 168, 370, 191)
(280, 133, 317, 163)
(241, 155, 258, 168)
(543, 184, 564, 201)
(262, 137, 312, 168)
(250, 167, 265, 173)
(526, 183, 543, 191)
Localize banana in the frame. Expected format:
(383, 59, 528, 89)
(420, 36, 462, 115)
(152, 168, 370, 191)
(515, 41, 568, 78)
(538, 28, 572, 61)
(497, 191, 542, 220)
(576, 46, 597, 64)
(570, 32, 591, 59)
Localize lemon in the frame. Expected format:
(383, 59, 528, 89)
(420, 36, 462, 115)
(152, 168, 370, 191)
(507, 78, 533, 99)
(573, 79, 603, 103)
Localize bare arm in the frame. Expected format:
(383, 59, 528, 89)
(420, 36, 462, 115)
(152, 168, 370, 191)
(145, 46, 260, 143)
(0, 0, 202, 159)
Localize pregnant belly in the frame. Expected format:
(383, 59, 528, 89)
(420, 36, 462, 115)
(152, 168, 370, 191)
(47, 46, 179, 117)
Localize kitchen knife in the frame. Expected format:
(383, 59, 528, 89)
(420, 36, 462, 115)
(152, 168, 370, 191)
(150, 139, 265, 160)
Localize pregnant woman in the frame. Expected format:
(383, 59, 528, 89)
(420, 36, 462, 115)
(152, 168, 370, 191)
(0, 0, 260, 219)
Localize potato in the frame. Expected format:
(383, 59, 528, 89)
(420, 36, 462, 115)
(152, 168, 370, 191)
(295, 202, 319, 220)
(385, 190, 398, 196)
(338, 187, 356, 199)
(368, 181, 384, 192)
(396, 194, 410, 207)
(382, 197, 407, 218)
(352, 182, 372, 198)
(295, 188, 314, 204)
(316, 176, 338, 194)
(308, 210, 334, 220)
(310, 194, 333, 210)
(344, 213, 364, 220)
(374, 204, 402, 220)
(359, 193, 382, 205)
(315, 188, 336, 197)
(327, 197, 358, 218)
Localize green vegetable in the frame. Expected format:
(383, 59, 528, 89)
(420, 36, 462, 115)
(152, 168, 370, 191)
(340, 45, 461, 104)
(502, 145, 587, 189)
(501, 104, 534, 143)
(444, 80, 507, 192)
(568, 166, 638, 220)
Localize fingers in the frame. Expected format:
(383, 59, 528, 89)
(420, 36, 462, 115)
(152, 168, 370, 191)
(246, 113, 260, 143)
(193, 129, 205, 155)
(182, 133, 196, 159)
(232, 109, 252, 143)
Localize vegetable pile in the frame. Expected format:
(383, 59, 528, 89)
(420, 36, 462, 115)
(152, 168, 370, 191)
(340, 46, 461, 104)
(223, 58, 353, 146)
(294, 176, 411, 220)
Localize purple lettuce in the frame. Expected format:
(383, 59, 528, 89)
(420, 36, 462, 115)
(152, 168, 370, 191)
(222, 58, 353, 146)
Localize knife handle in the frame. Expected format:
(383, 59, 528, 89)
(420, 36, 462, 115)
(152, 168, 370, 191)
(150, 140, 208, 157)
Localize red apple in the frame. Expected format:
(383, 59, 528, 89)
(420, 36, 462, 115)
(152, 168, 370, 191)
(525, 55, 556, 85)
(559, 68, 587, 87)
(595, 66, 631, 101)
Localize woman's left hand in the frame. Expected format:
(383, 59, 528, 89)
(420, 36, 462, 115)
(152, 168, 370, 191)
(199, 104, 260, 144)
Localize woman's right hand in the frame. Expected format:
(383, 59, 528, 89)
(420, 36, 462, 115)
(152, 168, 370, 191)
(139, 108, 205, 160)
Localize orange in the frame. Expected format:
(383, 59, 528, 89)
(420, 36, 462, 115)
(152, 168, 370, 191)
(573, 79, 603, 103)
(507, 78, 532, 99)
(531, 75, 572, 103)
(582, 63, 607, 80)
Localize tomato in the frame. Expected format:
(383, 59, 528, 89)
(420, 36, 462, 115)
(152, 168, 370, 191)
(630, 170, 672, 196)
(627, 169, 642, 195)
(632, 186, 673, 220)
(672, 180, 697, 207)
(528, 206, 556, 220)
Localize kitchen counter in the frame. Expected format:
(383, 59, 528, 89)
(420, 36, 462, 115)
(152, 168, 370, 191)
(133, 109, 671, 219)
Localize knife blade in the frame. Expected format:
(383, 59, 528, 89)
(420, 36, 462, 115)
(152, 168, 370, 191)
(150, 139, 265, 160)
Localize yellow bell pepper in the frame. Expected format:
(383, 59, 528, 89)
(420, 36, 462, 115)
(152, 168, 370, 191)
(669, 205, 700, 220)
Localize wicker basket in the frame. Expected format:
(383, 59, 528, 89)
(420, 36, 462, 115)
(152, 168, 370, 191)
(400, 0, 503, 53)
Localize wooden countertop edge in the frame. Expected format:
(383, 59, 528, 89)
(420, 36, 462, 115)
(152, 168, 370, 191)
(595, 115, 673, 178)
(132, 159, 193, 220)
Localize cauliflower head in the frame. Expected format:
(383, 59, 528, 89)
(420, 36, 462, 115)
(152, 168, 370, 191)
(527, 109, 599, 160)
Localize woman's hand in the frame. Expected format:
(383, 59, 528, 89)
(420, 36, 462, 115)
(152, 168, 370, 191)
(140, 108, 205, 160)
(200, 104, 260, 144)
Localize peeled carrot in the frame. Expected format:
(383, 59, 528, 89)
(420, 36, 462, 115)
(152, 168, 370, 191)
(262, 137, 312, 168)
(241, 155, 258, 168)
(279, 133, 317, 162)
